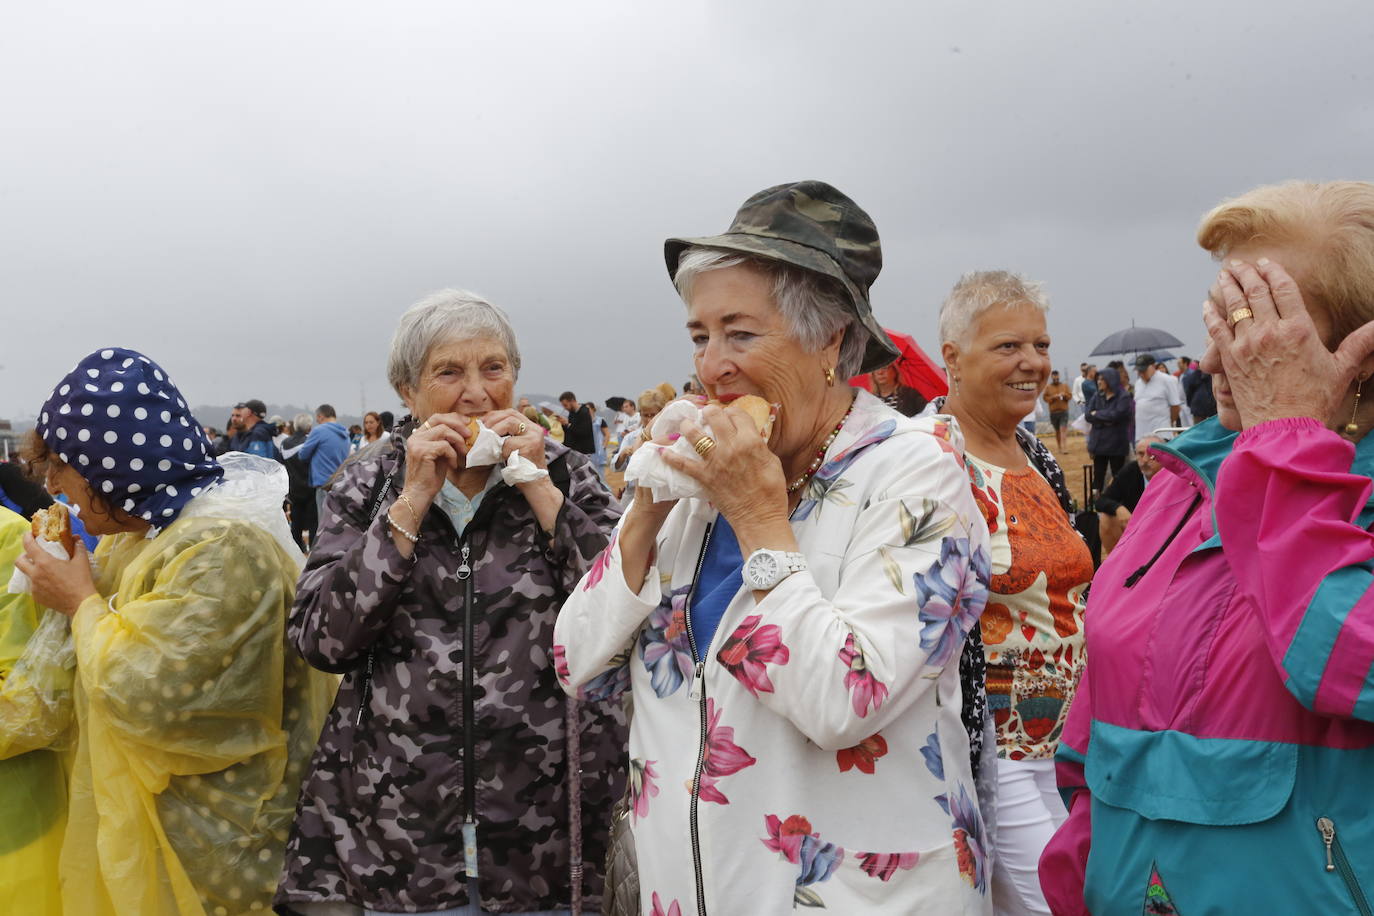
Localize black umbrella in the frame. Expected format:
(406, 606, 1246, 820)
(1089, 326, 1184, 357)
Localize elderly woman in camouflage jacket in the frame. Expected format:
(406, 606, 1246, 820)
(275, 290, 627, 916)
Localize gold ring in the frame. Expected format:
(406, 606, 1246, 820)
(420, 420, 432, 431)
(693, 435, 716, 457)
(517, 421, 527, 435)
(1229, 307, 1254, 325)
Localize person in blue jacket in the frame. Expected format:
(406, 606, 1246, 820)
(219, 398, 282, 461)
(287, 404, 351, 517)
(1084, 366, 1134, 495)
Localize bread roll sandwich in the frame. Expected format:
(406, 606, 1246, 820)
(31, 503, 76, 558)
(711, 395, 777, 441)
(464, 418, 480, 448)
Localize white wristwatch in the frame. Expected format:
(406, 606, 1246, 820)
(743, 548, 808, 590)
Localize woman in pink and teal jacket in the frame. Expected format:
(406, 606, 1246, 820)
(1040, 181, 1374, 914)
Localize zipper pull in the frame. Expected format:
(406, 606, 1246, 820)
(462, 816, 480, 878)
(456, 543, 471, 580)
(688, 662, 705, 700)
(1317, 817, 1336, 872)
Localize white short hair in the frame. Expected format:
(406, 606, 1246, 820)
(293, 412, 314, 434)
(938, 270, 1050, 347)
(673, 247, 869, 378)
(387, 289, 521, 398)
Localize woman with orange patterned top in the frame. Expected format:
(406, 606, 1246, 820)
(937, 271, 1093, 916)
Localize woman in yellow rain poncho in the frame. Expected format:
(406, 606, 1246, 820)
(14, 347, 334, 916)
(0, 504, 71, 915)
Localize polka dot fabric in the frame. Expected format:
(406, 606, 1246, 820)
(36, 348, 224, 529)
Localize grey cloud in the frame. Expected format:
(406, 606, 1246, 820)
(3, 1, 1371, 422)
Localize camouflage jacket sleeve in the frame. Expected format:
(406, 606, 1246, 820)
(289, 455, 414, 673)
(540, 449, 622, 597)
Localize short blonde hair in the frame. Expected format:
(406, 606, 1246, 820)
(1198, 181, 1374, 344)
(938, 270, 1049, 347)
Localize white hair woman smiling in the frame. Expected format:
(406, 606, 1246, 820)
(938, 270, 1092, 916)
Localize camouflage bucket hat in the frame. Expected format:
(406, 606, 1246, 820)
(664, 180, 901, 374)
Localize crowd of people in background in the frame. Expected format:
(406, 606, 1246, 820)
(2, 177, 1373, 916)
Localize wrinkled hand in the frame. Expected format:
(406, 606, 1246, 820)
(403, 413, 471, 506)
(664, 403, 788, 529)
(16, 533, 97, 617)
(1204, 259, 1374, 430)
(484, 408, 548, 471)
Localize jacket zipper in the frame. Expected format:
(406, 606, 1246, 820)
(682, 522, 715, 916)
(457, 540, 480, 884)
(1317, 817, 1372, 915)
(1123, 493, 1200, 587)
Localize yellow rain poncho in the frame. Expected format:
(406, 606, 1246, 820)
(57, 476, 334, 915)
(0, 507, 71, 916)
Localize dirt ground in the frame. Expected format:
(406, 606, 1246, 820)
(1039, 426, 1095, 508)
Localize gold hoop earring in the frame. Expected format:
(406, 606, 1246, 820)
(824, 366, 836, 387)
(1345, 375, 1367, 437)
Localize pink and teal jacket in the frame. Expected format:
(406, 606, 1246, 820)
(1041, 417, 1374, 914)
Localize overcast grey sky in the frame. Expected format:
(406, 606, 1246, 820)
(4, 1, 1372, 422)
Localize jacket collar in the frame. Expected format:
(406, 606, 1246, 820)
(1151, 416, 1236, 494)
(1153, 416, 1374, 547)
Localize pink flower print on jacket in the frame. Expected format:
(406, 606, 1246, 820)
(838, 633, 889, 717)
(696, 698, 756, 805)
(835, 733, 888, 774)
(649, 892, 682, 916)
(915, 536, 991, 669)
(628, 757, 659, 823)
(761, 814, 845, 908)
(856, 851, 920, 881)
(581, 530, 618, 591)
(638, 586, 694, 698)
(716, 614, 790, 697)
(552, 643, 571, 687)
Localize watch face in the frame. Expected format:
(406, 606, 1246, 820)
(748, 552, 779, 588)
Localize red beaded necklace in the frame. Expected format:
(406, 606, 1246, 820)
(786, 400, 856, 494)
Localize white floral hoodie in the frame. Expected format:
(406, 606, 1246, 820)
(554, 393, 994, 916)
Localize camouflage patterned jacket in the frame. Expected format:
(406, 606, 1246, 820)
(274, 431, 627, 914)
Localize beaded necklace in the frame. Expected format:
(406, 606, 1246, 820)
(786, 400, 856, 494)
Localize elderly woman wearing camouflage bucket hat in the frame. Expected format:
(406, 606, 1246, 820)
(12, 347, 334, 915)
(555, 181, 996, 915)
(275, 290, 627, 916)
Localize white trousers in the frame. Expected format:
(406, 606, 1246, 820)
(990, 756, 1067, 916)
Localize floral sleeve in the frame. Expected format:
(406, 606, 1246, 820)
(553, 523, 661, 702)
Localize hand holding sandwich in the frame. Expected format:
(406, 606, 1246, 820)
(16, 505, 98, 616)
(669, 401, 792, 556)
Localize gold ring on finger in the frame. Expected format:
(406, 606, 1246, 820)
(517, 421, 527, 435)
(693, 435, 716, 457)
(1229, 307, 1254, 325)
(420, 420, 432, 431)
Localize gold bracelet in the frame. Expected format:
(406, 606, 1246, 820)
(396, 493, 422, 529)
(386, 509, 420, 544)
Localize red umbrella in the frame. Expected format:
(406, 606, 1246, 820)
(850, 328, 948, 400)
